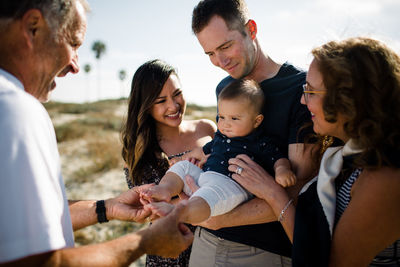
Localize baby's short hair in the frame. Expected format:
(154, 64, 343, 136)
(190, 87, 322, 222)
(218, 79, 264, 113)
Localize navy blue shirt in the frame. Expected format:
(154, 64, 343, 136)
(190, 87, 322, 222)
(216, 62, 311, 156)
(202, 129, 284, 177)
(206, 62, 311, 257)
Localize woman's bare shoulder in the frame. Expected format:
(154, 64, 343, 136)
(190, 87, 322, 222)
(359, 166, 400, 182)
(183, 119, 216, 135)
(331, 166, 400, 267)
(353, 166, 400, 197)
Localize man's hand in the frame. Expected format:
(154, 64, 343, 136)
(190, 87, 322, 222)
(141, 201, 194, 258)
(178, 175, 199, 201)
(105, 184, 154, 223)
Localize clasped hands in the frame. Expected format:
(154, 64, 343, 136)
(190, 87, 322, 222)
(104, 183, 154, 223)
(106, 184, 194, 258)
(133, 177, 224, 230)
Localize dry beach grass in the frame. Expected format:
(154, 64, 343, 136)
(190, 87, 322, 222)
(44, 99, 216, 266)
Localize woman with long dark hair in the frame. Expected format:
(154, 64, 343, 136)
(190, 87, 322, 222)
(121, 59, 216, 266)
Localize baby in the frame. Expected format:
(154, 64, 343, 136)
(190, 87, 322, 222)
(139, 79, 296, 224)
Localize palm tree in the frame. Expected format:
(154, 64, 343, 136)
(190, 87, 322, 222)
(83, 63, 91, 102)
(84, 63, 91, 74)
(91, 40, 106, 100)
(118, 69, 127, 99)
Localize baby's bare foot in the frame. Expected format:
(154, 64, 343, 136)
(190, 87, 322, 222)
(142, 186, 172, 202)
(145, 202, 174, 218)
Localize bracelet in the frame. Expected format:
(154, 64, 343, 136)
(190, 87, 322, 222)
(96, 200, 109, 223)
(278, 198, 293, 222)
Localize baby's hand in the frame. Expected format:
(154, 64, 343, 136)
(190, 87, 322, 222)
(144, 202, 175, 220)
(275, 169, 297, 187)
(181, 148, 206, 165)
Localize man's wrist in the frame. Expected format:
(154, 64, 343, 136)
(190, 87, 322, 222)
(136, 228, 151, 255)
(96, 200, 109, 223)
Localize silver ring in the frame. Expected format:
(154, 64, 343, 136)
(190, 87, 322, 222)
(236, 166, 243, 175)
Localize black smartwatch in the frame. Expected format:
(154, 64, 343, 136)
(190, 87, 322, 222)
(95, 200, 109, 223)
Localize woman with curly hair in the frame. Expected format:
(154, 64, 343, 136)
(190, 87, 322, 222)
(228, 37, 400, 266)
(121, 59, 216, 266)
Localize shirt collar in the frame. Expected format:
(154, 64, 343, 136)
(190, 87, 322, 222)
(216, 127, 264, 140)
(0, 68, 25, 92)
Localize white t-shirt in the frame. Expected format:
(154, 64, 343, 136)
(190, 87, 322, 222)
(0, 69, 74, 263)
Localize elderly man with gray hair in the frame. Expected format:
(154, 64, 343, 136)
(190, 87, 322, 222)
(0, 1, 193, 266)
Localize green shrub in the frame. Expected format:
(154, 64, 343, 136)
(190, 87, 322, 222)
(54, 122, 89, 142)
(54, 115, 122, 142)
(66, 136, 123, 185)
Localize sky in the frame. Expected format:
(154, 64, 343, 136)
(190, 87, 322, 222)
(52, 0, 400, 106)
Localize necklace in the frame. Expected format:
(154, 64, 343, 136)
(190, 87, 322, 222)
(167, 150, 191, 160)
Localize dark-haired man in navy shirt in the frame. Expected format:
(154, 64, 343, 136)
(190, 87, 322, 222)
(187, 0, 315, 266)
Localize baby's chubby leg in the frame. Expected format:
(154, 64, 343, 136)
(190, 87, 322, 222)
(141, 161, 202, 203)
(168, 160, 204, 197)
(146, 197, 211, 224)
(181, 196, 211, 224)
(140, 172, 184, 203)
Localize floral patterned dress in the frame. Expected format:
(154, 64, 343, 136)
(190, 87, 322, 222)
(124, 158, 195, 267)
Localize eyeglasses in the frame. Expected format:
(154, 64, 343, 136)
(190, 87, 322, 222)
(302, 84, 326, 104)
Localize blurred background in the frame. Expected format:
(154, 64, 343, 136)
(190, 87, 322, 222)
(52, 0, 400, 106)
(45, 100, 216, 267)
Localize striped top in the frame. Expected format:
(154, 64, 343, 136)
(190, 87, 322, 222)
(335, 168, 400, 266)
(334, 168, 363, 225)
